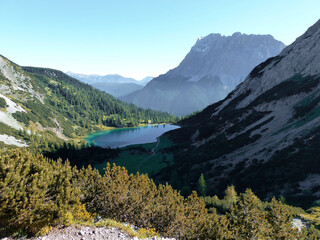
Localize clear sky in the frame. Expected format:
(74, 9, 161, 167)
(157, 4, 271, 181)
(0, 0, 319, 79)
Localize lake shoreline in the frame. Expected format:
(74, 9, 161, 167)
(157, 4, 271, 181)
(85, 124, 180, 148)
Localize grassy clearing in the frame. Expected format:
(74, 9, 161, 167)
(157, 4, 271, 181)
(156, 135, 174, 150)
(139, 153, 174, 176)
(94, 136, 176, 176)
(94, 142, 155, 174)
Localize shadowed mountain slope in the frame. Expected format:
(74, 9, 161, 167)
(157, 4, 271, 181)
(156, 19, 320, 207)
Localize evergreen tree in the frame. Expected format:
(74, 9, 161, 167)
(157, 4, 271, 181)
(197, 173, 207, 196)
(266, 197, 300, 239)
(228, 189, 271, 239)
(222, 185, 238, 212)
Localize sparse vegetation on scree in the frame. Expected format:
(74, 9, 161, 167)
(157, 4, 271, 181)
(1, 149, 320, 239)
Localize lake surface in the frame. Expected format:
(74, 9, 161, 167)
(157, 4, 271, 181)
(85, 124, 180, 148)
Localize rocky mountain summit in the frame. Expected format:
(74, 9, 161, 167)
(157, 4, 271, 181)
(121, 33, 285, 115)
(170, 32, 285, 89)
(159, 19, 320, 207)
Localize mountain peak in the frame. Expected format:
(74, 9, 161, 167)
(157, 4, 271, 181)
(297, 18, 320, 40)
(232, 32, 242, 37)
(122, 32, 285, 116)
(172, 32, 285, 85)
(162, 19, 320, 205)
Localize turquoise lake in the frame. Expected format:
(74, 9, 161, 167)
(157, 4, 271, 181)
(85, 124, 180, 148)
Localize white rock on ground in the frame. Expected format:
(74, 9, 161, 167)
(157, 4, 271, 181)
(292, 218, 308, 232)
(0, 93, 26, 114)
(0, 134, 27, 147)
(0, 93, 26, 131)
(21, 226, 176, 240)
(0, 111, 23, 130)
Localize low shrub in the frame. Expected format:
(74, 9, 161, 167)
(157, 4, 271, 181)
(0, 150, 90, 236)
(0, 97, 6, 108)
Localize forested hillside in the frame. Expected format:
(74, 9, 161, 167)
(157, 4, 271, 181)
(0, 55, 177, 148)
(22, 67, 177, 129)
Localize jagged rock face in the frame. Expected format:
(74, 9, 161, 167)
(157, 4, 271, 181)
(170, 33, 285, 89)
(162, 19, 320, 207)
(121, 33, 285, 116)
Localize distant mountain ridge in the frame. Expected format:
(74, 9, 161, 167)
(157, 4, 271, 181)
(121, 33, 286, 116)
(66, 72, 153, 98)
(155, 19, 320, 207)
(66, 72, 152, 85)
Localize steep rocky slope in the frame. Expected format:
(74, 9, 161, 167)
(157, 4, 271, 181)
(157, 19, 320, 207)
(122, 33, 285, 116)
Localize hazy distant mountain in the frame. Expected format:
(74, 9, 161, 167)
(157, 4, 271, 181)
(140, 76, 153, 85)
(66, 73, 138, 84)
(91, 82, 144, 98)
(66, 72, 152, 98)
(121, 33, 286, 116)
(159, 19, 320, 206)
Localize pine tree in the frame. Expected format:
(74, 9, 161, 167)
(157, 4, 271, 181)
(266, 197, 300, 239)
(222, 185, 238, 212)
(197, 173, 207, 197)
(301, 206, 320, 227)
(228, 189, 271, 239)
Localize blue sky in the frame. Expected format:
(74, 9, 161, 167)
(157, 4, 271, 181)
(0, 0, 319, 79)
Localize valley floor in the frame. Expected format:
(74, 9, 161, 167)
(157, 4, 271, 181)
(94, 136, 175, 176)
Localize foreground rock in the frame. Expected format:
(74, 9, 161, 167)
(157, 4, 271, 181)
(26, 226, 175, 240)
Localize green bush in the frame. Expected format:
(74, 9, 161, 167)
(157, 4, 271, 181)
(76, 163, 211, 239)
(0, 97, 6, 108)
(0, 150, 90, 236)
(0, 150, 315, 239)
